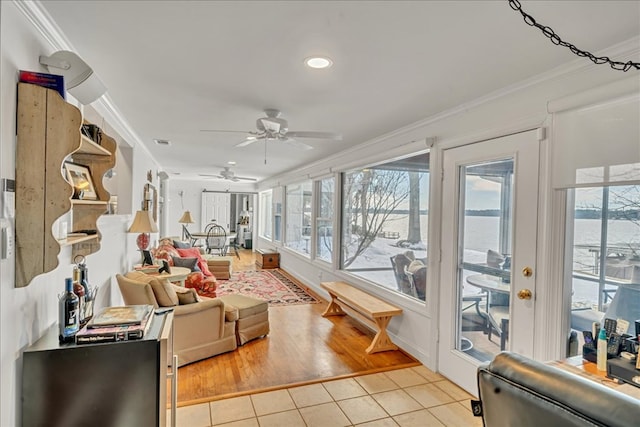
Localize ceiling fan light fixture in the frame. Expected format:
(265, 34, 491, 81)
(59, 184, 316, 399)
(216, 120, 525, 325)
(305, 56, 333, 69)
(227, 161, 236, 165)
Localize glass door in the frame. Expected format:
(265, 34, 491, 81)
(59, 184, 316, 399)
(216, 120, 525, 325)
(438, 130, 540, 393)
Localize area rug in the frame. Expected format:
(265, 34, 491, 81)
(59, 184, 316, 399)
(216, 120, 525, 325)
(199, 269, 320, 306)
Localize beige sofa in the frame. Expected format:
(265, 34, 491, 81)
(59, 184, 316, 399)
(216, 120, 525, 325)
(116, 272, 238, 367)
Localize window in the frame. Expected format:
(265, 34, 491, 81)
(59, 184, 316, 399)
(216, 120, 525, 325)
(273, 186, 283, 242)
(259, 190, 272, 240)
(341, 152, 430, 300)
(316, 177, 335, 262)
(568, 185, 640, 343)
(285, 180, 312, 255)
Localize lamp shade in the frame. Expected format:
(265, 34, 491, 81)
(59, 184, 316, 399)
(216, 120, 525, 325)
(128, 210, 159, 233)
(178, 211, 195, 224)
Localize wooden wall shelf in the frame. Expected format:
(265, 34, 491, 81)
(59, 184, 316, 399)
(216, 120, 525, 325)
(16, 82, 117, 287)
(58, 235, 99, 246)
(78, 135, 111, 156)
(71, 200, 109, 206)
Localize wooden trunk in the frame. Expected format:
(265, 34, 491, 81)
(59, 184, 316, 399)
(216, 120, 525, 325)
(256, 250, 279, 269)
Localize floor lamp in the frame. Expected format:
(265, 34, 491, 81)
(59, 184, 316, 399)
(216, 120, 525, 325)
(178, 210, 195, 241)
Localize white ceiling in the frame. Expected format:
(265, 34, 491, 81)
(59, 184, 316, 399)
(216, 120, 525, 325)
(39, 1, 640, 182)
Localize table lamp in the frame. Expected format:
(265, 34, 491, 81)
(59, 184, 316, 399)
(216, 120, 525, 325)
(178, 210, 195, 240)
(128, 210, 158, 251)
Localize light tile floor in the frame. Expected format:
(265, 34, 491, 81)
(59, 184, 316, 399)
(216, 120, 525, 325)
(171, 366, 482, 427)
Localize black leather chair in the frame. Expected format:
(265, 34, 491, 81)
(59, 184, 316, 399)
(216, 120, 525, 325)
(476, 352, 640, 427)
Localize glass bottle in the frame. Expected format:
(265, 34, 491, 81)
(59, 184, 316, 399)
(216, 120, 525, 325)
(79, 262, 93, 319)
(59, 278, 79, 343)
(72, 267, 85, 325)
(597, 328, 608, 371)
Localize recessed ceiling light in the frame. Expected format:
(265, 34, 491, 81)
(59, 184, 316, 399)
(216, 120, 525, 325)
(227, 161, 236, 165)
(305, 56, 333, 69)
(154, 138, 171, 146)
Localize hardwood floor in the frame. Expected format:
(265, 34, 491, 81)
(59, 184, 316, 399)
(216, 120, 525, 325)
(176, 249, 419, 406)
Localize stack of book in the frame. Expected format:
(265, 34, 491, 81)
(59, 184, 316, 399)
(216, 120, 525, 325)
(76, 305, 154, 344)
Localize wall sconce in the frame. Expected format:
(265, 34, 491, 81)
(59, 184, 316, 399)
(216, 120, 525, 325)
(39, 50, 106, 104)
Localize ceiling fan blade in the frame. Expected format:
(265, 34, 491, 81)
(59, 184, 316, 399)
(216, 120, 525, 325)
(235, 137, 260, 148)
(286, 131, 342, 140)
(234, 176, 258, 181)
(282, 138, 314, 150)
(200, 129, 252, 134)
(198, 174, 224, 179)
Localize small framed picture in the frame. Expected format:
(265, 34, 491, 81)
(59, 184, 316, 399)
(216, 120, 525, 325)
(64, 162, 97, 200)
(142, 250, 154, 266)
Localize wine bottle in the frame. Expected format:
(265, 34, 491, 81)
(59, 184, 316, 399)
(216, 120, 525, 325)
(59, 278, 79, 343)
(79, 262, 93, 320)
(79, 262, 90, 298)
(72, 267, 85, 324)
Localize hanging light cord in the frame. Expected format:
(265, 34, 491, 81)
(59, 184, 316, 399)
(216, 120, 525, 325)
(509, 0, 639, 72)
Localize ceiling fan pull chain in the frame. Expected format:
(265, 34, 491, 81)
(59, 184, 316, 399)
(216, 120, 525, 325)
(264, 139, 268, 164)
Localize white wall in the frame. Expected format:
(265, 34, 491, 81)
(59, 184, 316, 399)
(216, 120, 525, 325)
(165, 179, 256, 239)
(0, 3, 162, 425)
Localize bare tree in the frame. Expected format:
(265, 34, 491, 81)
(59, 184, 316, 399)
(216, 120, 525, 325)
(342, 169, 410, 267)
(406, 171, 422, 244)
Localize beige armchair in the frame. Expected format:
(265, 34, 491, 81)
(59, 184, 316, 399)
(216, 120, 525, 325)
(116, 272, 238, 366)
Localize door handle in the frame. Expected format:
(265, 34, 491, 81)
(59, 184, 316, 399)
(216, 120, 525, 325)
(517, 289, 533, 300)
(522, 266, 533, 277)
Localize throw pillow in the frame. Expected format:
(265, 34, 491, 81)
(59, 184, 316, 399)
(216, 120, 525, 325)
(175, 247, 214, 277)
(172, 256, 201, 272)
(158, 238, 175, 247)
(127, 273, 178, 307)
(153, 244, 180, 266)
(407, 260, 425, 274)
(173, 240, 192, 249)
(487, 249, 505, 268)
(172, 284, 201, 304)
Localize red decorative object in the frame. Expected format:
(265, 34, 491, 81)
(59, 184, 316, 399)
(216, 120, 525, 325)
(136, 233, 150, 251)
(185, 272, 218, 297)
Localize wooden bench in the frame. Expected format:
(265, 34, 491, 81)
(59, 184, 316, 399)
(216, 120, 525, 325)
(321, 281, 403, 354)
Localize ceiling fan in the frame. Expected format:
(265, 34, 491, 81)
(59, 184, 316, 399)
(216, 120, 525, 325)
(201, 109, 342, 150)
(199, 167, 257, 182)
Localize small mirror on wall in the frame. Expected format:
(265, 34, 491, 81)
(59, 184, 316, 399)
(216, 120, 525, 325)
(144, 183, 158, 222)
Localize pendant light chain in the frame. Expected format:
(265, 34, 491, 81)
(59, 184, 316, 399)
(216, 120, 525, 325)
(509, 0, 639, 72)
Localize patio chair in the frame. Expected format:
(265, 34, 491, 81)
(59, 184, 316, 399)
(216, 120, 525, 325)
(390, 251, 416, 295)
(405, 262, 427, 300)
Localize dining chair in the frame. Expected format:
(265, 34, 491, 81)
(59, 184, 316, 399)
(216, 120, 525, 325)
(206, 225, 227, 256)
(183, 226, 199, 247)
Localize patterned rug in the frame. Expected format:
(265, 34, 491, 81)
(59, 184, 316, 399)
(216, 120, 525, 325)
(198, 269, 320, 306)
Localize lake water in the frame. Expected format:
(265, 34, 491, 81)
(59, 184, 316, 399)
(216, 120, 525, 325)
(349, 215, 640, 306)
